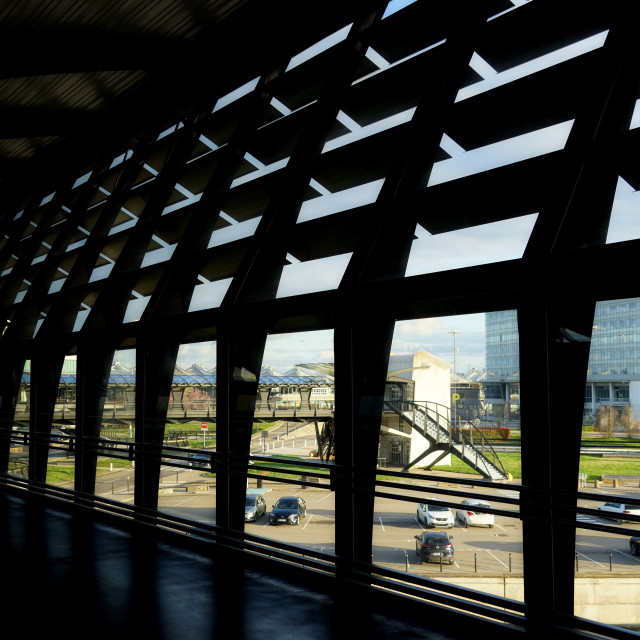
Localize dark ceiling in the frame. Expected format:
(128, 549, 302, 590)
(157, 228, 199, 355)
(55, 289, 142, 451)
(0, 0, 371, 196)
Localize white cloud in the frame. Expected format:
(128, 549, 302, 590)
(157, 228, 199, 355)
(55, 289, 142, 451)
(428, 122, 573, 187)
(297, 179, 385, 223)
(188, 278, 233, 312)
(263, 330, 334, 372)
(176, 342, 217, 369)
(276, 253, 352, 298)
(405, 214, 537, 277)
(393, 313, 487, 371)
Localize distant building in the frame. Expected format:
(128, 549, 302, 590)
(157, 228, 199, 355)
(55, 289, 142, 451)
(484, 310, 521, 426)
(485, 300, 640, 427)
(380, 350, 452, 468)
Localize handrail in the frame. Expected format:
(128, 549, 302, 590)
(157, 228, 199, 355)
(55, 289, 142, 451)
(385, 399, 508, 479)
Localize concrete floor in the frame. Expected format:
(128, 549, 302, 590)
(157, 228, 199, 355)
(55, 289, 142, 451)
(0, 490, 472, 640)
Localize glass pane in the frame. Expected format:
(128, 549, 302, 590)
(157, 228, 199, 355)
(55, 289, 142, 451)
(575, 297, 640, 631)
(372, 490, 522, 599)
(382, 312, 516, 478)
(574, 526, 640, 628)
(580, 298, 640, 495)
(375, 312, 523, 600)
(46, 355, 77, 485)
(247, 476, 335, 557)
(93, 349, 136, 503)
(9, 361, 30, 480)
(158, 341, 216, 522)
(250, 330, 335, 553)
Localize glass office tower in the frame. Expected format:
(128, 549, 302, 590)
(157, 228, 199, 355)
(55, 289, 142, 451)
(486, 300, 640, 426)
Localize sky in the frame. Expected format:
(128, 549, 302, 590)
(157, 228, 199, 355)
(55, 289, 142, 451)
(113, 313, 486, 375)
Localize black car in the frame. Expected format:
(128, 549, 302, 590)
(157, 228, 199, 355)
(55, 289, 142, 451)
(269, 496, 307, 525)
(188, 451, 211, 467)
(415, 531, 454, 565)
(630, 536, 640, 556)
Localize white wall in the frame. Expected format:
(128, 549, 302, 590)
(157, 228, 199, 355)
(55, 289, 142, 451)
(388, 350, 452, 468)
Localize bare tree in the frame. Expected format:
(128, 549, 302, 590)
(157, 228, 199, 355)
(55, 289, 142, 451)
(620, 405, 640, 436)
(184, 387, 212, 410)
(596, 405, 615, 437)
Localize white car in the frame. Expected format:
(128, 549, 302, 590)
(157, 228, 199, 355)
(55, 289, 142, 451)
(456, 499, 494, 528)
(417, 501, 454, 528)
(597, 501, 640, 523)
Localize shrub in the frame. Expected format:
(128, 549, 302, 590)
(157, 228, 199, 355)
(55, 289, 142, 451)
(462, 427, 510, 440)
(478, 427, 510, 440)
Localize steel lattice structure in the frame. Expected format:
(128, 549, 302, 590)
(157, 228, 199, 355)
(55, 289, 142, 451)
(1, 2, 640, 637)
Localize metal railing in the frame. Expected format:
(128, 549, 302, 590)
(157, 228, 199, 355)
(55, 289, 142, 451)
(385, 400, 508, 480)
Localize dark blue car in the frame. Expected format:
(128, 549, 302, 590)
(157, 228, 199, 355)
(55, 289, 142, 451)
(269, 496, 307, 525)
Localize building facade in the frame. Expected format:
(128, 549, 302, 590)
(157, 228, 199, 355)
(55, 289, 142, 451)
(485, 300, 640, 427)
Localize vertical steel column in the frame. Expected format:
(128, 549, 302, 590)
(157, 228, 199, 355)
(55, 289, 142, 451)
(135, 328, 181, 511)
(0, 349, 25, 476)
(28, 348, 67, 483)
(75, 337, 116, 496)
(215, 317, 267, 532)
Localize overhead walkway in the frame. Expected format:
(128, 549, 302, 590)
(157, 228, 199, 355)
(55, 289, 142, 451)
(385, 400, 509, 481)
(0, 488, 495, 640)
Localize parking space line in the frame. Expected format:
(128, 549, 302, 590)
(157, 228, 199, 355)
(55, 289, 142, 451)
(317, 492, 333, 502)
(485, 549, 509, 569)
(613, 548, 640, 562)
(576, 551, 606, 567)
(378, 517, 386, 532)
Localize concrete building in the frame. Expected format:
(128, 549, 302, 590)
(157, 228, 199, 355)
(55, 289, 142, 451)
(381, 350, 452, 468)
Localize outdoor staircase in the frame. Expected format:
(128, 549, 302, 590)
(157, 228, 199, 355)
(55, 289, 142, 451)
(385, 400, 508, 481)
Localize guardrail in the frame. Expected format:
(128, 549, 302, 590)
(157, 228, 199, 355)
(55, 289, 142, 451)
(386, 400, 508, 480)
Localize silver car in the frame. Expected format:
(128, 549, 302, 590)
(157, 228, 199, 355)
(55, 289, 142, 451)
(417, 501, 454, 528)
(597, 501, 640, 523)
(456, 499, 494, 528)
(245, 491, 267, 521)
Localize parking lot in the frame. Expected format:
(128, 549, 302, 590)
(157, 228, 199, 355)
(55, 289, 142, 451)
(151, 472, 640, 576)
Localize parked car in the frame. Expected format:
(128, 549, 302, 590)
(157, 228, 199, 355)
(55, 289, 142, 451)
(50, 429, 65, 443)
(597, 501, 640, 523)
(245, 491, 267, 521)
(415, 531, 454, 565)
(416, 501, 454, 528)
(456, 499, 494, 528)
(630, 536, 640, 556)
(188, 451, 211, 467)
(269, 496, 307, 525)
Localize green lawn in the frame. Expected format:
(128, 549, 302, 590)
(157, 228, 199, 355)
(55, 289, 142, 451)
(432, 451, 521, 479)
(578, 454, 640, 481)
(432, 451, 639, 482)
(37, 438, 640, 485)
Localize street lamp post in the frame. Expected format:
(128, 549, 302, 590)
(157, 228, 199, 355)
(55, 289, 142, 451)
(448, 329, 461, 375)
(449, 329, 461, 426)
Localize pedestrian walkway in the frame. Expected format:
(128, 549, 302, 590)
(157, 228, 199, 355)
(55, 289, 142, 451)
(0, 489, 468, 640)
(251, 421, 319, 458)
